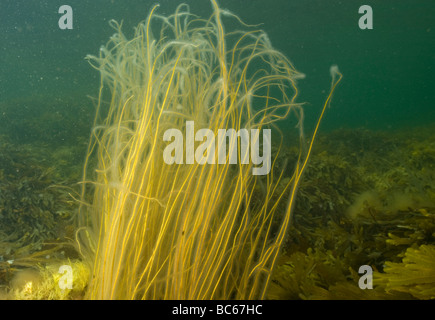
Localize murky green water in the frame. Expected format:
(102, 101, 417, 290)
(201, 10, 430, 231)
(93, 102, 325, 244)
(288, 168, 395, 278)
(1, 0, 434, 131)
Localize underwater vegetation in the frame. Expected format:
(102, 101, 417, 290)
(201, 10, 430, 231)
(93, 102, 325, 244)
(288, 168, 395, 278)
(1, 121, 434, 299)
(77, 0, 341, 299)
(0, 134, 82, 297)
(269, 126, 435, 300)
(0, 1, 433, 301)
(0, 105, 85, 296)
(375, 244, 435, 299)
(1, 260, 88, 300)
(0, 135, 76, 250)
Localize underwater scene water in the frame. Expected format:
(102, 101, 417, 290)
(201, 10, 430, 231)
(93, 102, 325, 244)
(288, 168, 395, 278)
(0, 0, 434, 300)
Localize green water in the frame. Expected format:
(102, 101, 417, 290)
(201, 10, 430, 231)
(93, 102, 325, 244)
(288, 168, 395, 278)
(1, 0, 434, 132)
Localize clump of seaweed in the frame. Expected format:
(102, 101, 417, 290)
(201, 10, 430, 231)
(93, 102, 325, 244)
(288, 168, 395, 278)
(77, 0, 342, 300)
(375, 244, 435, 299)
(296, 151, 364, 222)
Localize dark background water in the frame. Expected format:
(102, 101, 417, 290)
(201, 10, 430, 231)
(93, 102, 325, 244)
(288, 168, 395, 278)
(1, 0, 434, 133)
